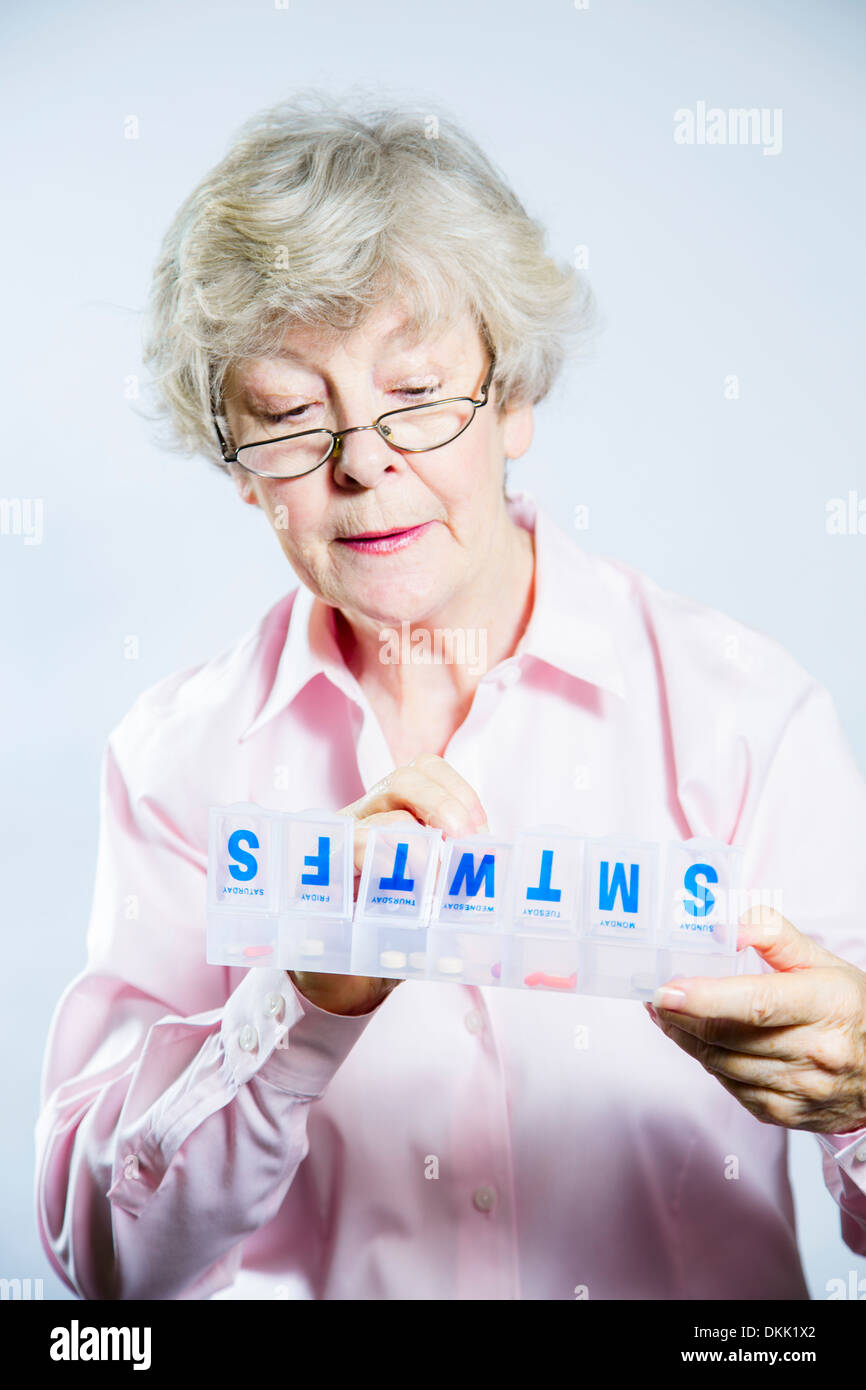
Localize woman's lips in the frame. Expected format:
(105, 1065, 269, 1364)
(335, 521, 434, 554)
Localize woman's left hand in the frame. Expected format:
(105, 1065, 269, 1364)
(647, 907, 866, 1133)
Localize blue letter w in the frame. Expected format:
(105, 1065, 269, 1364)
(448, 852, 495, 899)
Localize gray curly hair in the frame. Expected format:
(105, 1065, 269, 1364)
(141, 89, 595, 472)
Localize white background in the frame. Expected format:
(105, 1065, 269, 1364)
(2, 0, 865, 1300)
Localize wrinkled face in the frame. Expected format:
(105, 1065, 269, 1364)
(221, 300, 533, 627)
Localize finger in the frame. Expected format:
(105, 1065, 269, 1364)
(361, 763, 486, 837)
(405, 753, 488, 829)
(350, 809, 421, 876)
(649, 1018, 833, 1128)
(703, 1072, 803, 1127)
(365, 754, 488, 830)
(651, 967, 844, 1030)
(737, 906, 839, 971)
(644, 1002, 806, 1061)
(672, 1053, 805, 1128)
(649, 1010, 809, 1091)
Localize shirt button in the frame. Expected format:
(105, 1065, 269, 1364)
(264, 992, 285, 1021)
(472, 1185, 497, 1213)
(855, 1143, 866, 1163)
(464, 1009, 484, 1035)
(498, 663, 520, 688)
(238, 1024, 258, 1053)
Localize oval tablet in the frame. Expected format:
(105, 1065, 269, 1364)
(380, 949, 407, 969)
(437, 956, 464, 974)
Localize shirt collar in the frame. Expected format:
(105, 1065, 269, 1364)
(239, 578, 351, 742)
(509, 490, 627, 700)
(240, 489, 626, 742)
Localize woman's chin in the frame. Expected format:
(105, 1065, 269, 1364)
(336, 571, 455, 627)
(349, 596, 450, 631)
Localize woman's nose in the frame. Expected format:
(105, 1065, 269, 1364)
(330, 423, 403, 488)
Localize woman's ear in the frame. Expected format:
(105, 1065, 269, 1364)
(503, 398, 534, 461)
(229, 464, 260, 508)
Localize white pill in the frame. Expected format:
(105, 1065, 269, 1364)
(437, 956, 464, 974)
(302, 939, 325, 956)
(380, 950, 407, 969)
(408, 952, 427, 971)
(630, 973, 655, 994)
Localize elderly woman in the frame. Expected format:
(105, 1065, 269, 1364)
(36, 94, 866, 1301)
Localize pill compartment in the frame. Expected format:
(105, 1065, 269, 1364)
(658, 838, 741, 955)
(351, 922, 428, 979)
(583, 838, 659, 940)
(510, 828, 584, 935)
(208, 805, 281, 915)
(425, 926, 506, 986)
(656, 946, 748, 987)
(504, 931, 581, 993)
(278, 914, 354, 975)
(282, 811, 355, 921)
(578, 938, 658, 1000)
(206, 909, 279, 966)
(431, 834, 514, 929)
(355, 823, 442, 928)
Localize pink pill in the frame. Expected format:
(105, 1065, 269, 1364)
(524, 970, 577, 990)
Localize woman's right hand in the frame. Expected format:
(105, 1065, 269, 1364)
(288, 753, 488, 1017)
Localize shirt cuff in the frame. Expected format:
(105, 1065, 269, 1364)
(816, 1125, 866, 1183)
(229, 967, 386, 1098)
(106, 969, 388, 1217)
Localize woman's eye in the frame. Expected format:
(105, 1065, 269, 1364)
(257, 384, 441, 425)
(396, 383, 441, 398)
(261, 405, 313, 424)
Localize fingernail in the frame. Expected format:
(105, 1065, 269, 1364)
(652, 986, 687, 1010)
(645, 1003, 660, 1024)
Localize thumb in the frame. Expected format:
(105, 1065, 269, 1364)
(737, 905, 836, 972)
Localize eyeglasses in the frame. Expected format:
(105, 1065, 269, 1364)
(212, 355, 496, 479)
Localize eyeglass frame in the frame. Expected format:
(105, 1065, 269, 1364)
(211, 354, 496, 479)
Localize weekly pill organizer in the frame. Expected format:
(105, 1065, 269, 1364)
(206, 805, 762, 1000)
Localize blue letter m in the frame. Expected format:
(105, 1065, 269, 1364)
(598, 860, 640, 914)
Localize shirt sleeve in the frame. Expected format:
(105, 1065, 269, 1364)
(739, 678, 866, 1255)
(34, 735, 385, 1301)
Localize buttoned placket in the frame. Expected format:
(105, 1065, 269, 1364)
(449, 982, 520, 1299)
(445, 659, 526, 1294)
(324, 660, 520, 1296)
(440, 659, 524, 790)
(316, 649, 396, 792)
(442, 668, 522, 1297)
